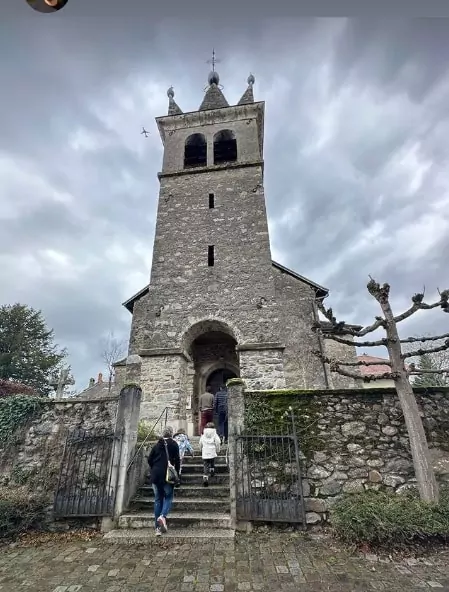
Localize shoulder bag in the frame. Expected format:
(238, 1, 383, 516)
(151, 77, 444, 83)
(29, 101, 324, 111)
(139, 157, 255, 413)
(163, 439, 180, 486)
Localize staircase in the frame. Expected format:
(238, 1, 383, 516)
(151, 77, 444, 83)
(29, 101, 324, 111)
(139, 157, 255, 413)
(104, 436, 235, 542)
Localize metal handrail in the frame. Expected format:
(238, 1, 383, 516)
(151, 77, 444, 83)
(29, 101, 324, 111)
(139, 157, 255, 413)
(127, 406, 171, 473)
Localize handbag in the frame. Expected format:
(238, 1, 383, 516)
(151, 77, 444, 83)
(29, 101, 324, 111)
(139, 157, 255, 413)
(163, 439, 180, 486)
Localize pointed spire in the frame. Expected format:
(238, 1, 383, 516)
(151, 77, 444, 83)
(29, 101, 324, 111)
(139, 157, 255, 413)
(199, 50, 229, 111)
(167, 86, 183, 116)
(238, 73, 255, 106)
(199, 70, 229, 111)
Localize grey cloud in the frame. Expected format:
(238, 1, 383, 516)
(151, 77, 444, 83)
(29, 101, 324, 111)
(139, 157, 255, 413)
(1, 12, 448, 388)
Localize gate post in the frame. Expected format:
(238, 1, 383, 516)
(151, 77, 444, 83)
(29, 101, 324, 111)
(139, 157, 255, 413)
(101, 383, 142, 532)
(227, 378, 251, 532)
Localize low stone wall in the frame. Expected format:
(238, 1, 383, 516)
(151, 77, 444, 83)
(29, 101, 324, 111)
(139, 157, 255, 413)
(242, 386, 449, 526)
(0, 397, 119, 529)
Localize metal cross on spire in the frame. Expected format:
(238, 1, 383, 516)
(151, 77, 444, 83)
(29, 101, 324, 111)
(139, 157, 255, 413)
(207, 48, 221, 72)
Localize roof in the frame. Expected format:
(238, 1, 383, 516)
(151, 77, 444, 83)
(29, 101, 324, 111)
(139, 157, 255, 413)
(272, 261, 328, 297)
(199, 83, 229, 111)
(122, 260, 328, 313)
(238, 84, 254, 106)
(74, 382, 120, 400)
(357, 355, 392, 377)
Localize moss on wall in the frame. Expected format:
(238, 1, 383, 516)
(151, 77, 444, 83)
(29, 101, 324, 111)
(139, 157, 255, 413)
(244, 391, 325, 460)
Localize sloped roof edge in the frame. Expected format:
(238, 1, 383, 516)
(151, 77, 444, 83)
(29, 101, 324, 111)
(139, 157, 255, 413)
(123, 261, 328, 314)
(272, 261, 328, 297)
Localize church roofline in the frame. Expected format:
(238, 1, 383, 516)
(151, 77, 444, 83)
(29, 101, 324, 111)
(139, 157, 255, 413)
(122, 261, 328, 313)
(271, 260, 328, 297)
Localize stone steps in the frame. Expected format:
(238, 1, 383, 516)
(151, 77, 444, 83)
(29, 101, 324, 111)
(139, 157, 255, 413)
(118, 511, 231, 530)
(104, 527, 235, 543)
(130, 496, 229, 513)
(144, 473, 230, 486)
(179, 463, 228, 474)
(137, 484, 229, 498)
(104, 441, 234, 542)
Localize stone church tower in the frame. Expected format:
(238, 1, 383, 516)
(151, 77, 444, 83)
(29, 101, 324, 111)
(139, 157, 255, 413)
(120, 67, 356, 435)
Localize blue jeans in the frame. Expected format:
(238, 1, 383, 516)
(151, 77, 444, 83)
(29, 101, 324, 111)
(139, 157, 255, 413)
(152, 483, 174, 528)
(217, 412, 228, 439)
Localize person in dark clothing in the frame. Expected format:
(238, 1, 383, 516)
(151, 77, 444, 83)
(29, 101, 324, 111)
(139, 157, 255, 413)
(147, 425, 180, 536)
(214, 385, 228, 443)
(199, 386, 214, 434)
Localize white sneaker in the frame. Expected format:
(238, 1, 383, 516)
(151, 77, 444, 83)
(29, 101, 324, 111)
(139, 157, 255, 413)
(155, 527, 162, 536)
(157, 515, 167, 533)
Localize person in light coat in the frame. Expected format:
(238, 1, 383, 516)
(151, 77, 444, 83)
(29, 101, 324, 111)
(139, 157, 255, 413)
(199, 422, 221, 487)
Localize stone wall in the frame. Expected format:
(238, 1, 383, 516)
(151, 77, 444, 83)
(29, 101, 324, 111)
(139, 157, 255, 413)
(243, 387, 449, 526)
(238, 346, 286, 390)
(0, 396, 119, 530)
(139, 352, 187, 430)
(271, 266, 327, 389)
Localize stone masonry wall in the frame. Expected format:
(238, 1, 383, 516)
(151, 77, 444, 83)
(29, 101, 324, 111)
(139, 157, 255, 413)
(239, 349, 286, 390)
(272, 266, 327, 389)
(139, 354, 188, 430)
(0, 397, 118, 505)
(243, 387, 449, 526)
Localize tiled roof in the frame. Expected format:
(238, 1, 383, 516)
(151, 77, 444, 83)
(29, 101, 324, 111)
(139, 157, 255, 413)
(74, 382, 119, 400)
(357, 355, 391, 377)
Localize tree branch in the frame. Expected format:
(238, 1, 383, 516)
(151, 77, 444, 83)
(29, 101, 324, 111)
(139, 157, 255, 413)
(410, 369, 449, 374)
(402, 339, 449, 359)
(333, 365, 396, 383)
(400, 333, 449, 345)
(408, 363, 449, 375)
(316, 299, 384, 336)
(394, 288, 449, 323)
(321, 334, 387, 347)
(313, 351, 391, 368)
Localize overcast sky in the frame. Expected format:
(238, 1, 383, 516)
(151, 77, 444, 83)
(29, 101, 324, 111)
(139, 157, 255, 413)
(1, 6, 448, 392)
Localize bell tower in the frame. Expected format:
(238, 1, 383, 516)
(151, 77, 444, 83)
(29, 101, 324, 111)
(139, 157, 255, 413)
(126, 63, 287, 432)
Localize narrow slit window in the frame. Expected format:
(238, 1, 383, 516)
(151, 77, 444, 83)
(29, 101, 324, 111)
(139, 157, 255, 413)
(209, 193, 215, 209)
(208, 245, 215, 267)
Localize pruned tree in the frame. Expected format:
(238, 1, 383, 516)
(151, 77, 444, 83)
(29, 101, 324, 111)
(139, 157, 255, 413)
(99, 331, 127, 394)
(312, 278, 449, 504)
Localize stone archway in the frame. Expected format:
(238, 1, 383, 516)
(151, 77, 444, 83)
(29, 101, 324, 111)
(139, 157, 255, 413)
(182, 319, 240, 435)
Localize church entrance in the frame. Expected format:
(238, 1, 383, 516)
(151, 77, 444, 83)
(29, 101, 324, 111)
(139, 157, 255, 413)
(206, 368, 237, 395)
(183, 320, 240, 436)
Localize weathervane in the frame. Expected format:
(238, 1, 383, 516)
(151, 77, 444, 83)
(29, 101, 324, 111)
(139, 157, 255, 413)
(206, 48, 220, 72)
(205, 49, 224, 91)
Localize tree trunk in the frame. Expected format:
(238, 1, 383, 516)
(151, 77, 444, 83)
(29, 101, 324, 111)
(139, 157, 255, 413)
(380, 295, 439, 503)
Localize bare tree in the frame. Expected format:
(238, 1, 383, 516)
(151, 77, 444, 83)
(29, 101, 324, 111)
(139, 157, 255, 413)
(100, 331, 127, 394)
(312, 278, 449, 504)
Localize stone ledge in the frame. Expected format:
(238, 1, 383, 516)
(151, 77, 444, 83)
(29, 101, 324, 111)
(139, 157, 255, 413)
(139, 348, 190, 361)
(236, 342, 285, 352)
(48, 397, 119, 404)
(158, 160, 264, 179)
(244, 386, 449, 397)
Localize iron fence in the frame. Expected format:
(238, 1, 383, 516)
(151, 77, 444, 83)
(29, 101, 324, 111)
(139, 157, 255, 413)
(233, 414, 306, 525)
(53, 427, 120, 517)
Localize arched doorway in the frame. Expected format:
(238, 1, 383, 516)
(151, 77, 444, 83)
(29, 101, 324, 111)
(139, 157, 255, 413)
(182, 319, 240, 435)
(206, 368, 237, 395)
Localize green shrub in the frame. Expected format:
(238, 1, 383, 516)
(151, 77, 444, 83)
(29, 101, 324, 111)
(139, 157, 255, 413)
(0, 486, 47, 541)
(137, 420, 156, 444)
(332, 489, 449, 549)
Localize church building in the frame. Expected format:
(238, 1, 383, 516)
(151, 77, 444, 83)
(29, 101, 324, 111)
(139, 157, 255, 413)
(115, 66, 357, 435)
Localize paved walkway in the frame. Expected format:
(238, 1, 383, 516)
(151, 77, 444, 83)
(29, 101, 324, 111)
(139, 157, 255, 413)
(0, 532, 448, 591)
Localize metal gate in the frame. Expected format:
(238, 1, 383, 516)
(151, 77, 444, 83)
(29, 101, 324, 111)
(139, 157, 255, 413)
(234, 423, 306, 525)
(53, 427, 121, 517)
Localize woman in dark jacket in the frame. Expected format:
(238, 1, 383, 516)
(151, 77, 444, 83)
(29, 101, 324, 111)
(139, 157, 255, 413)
(148, 425, 180, 536)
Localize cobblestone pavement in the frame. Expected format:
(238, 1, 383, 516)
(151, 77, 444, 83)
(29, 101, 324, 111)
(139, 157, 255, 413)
(0, 533, 449, 592)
